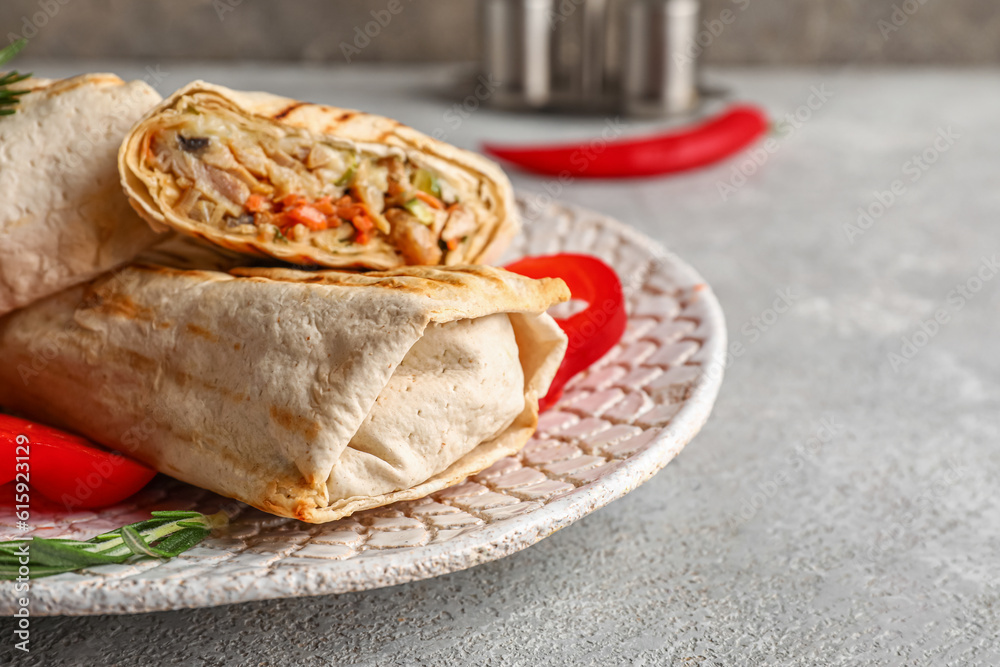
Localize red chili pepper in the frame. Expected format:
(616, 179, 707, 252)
(483, 104, 768, 179)
(1, 415, 156, 510)
(505, 254, 627, 411)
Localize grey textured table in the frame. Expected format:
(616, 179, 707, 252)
(4, 63, 1000, 666)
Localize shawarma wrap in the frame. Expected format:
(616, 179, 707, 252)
(0, 73, 163, 317)
(0, 264, 568, 522)
(119, 81, 518, 270)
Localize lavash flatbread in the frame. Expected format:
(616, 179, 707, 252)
(119, 81, 518, 270)
(0, 73, 163, 316)
(0, 264, 567, 522)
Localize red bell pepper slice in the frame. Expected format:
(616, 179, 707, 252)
(484, 104, 768, 179)
(1, 414, 156, 510)
(506, 254, 627, 411)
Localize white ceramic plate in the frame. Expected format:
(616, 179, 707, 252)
(0, 199, 726, 616)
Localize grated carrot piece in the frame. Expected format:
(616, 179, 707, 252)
(413, 190, 445, 210)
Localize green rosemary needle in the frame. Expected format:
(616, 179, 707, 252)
(0, 510, 228, 579)
(0, 38, 31, 117)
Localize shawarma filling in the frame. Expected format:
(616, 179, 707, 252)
(141, 109, 479, 264)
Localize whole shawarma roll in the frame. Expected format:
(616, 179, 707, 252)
(0, 73, 163, 317)
(119, 81, 519, 270)
(0, 264, 568, 522)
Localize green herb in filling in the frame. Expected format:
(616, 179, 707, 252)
(414, 168, 442, 198)
(403, 198, 435, 225)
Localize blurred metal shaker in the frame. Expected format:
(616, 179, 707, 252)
(480, 0, 701, 117)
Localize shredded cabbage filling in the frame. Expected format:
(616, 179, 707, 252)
(143, 113, 478, 264)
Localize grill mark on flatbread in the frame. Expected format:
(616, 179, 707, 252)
(272, 101, 307, 120)
(270, 404, 322, 441)
(173, 370, 248, 403)
(39, 74, 125, 98)
(83, 289, 155, 322)
(102, 346, 159, 377)
(185, 323, 219, 342)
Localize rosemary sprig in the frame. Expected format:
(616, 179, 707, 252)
(0, 510, 228, 579)
(0, 39, 26, 67)
(0, 38, 30, 116)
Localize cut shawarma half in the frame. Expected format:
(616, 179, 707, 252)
(119, 81, 519, 270)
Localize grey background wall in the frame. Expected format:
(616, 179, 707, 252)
(2, 0, 998, 65)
